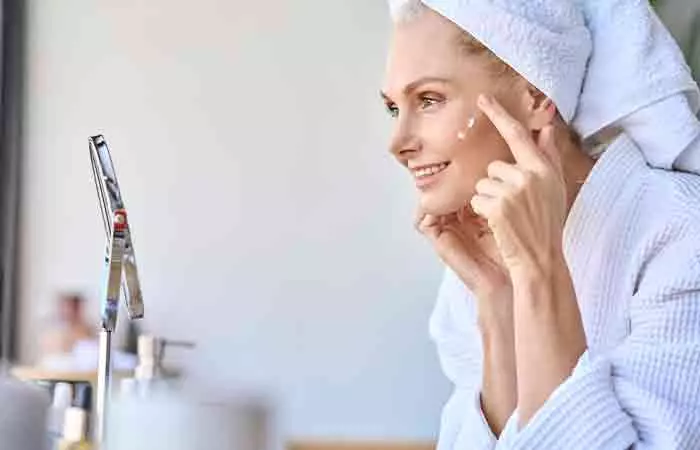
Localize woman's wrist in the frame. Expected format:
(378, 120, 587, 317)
(477, 305, 513, 341)
(508, 250, 566, 307)
(479, 298, 517, 436)
(475, 287, 514, 332)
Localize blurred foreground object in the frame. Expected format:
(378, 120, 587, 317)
(57, 383, 93, 450)
(0, 372, 50, 450)
(107, 389, 277, 450)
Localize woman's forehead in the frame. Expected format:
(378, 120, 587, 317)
(383, 34, 475, 97)
(386, 14, 471, 71)
(390, 8, 464, 55)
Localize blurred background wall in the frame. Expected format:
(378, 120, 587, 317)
(16, 0, 449, 442)
(658, 0, 699, 53)
(657, 0, 700, 79)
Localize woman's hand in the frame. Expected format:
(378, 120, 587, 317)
(470, 94, 568, 280)
(416, 206, 511, 306)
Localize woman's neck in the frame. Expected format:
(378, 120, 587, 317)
(560, 135, 597, 214)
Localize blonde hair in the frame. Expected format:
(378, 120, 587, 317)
(391, 1, 515, 76)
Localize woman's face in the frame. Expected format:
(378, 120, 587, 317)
(382, 9, 525, 215)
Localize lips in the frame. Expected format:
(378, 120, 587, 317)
(410, 162, 450, 189)
(411, 162, 450, 179)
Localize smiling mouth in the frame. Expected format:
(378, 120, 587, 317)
(412, 162, 450, 179)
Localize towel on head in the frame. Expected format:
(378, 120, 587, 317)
(574, 0, 700, 172)
(390, 0, 700, 174)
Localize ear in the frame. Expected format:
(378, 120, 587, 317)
(520, 84, 557, 131)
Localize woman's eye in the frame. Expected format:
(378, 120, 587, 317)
(385, 103, 399, 118)
(420, 95, 443, 110)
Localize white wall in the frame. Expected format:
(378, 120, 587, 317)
(18, 0, 449, 441)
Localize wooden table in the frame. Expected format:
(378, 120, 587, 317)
(11, 366, 133, 386)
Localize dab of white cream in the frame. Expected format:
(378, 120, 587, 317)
(457, 116, 477, 140)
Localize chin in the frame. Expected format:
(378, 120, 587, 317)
(418, 189, 467, 216)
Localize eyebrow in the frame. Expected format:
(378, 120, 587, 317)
(381, 76, 452, 102)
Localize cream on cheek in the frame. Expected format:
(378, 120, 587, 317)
(456, 115, 477, 140)
(447, 110, 495, 193)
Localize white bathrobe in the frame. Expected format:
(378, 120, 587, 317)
(431, 133, 700, 449)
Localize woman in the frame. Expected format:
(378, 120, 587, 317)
(381, 0, 700, 449)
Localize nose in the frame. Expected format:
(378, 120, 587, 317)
(389, 115, 421, 163)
